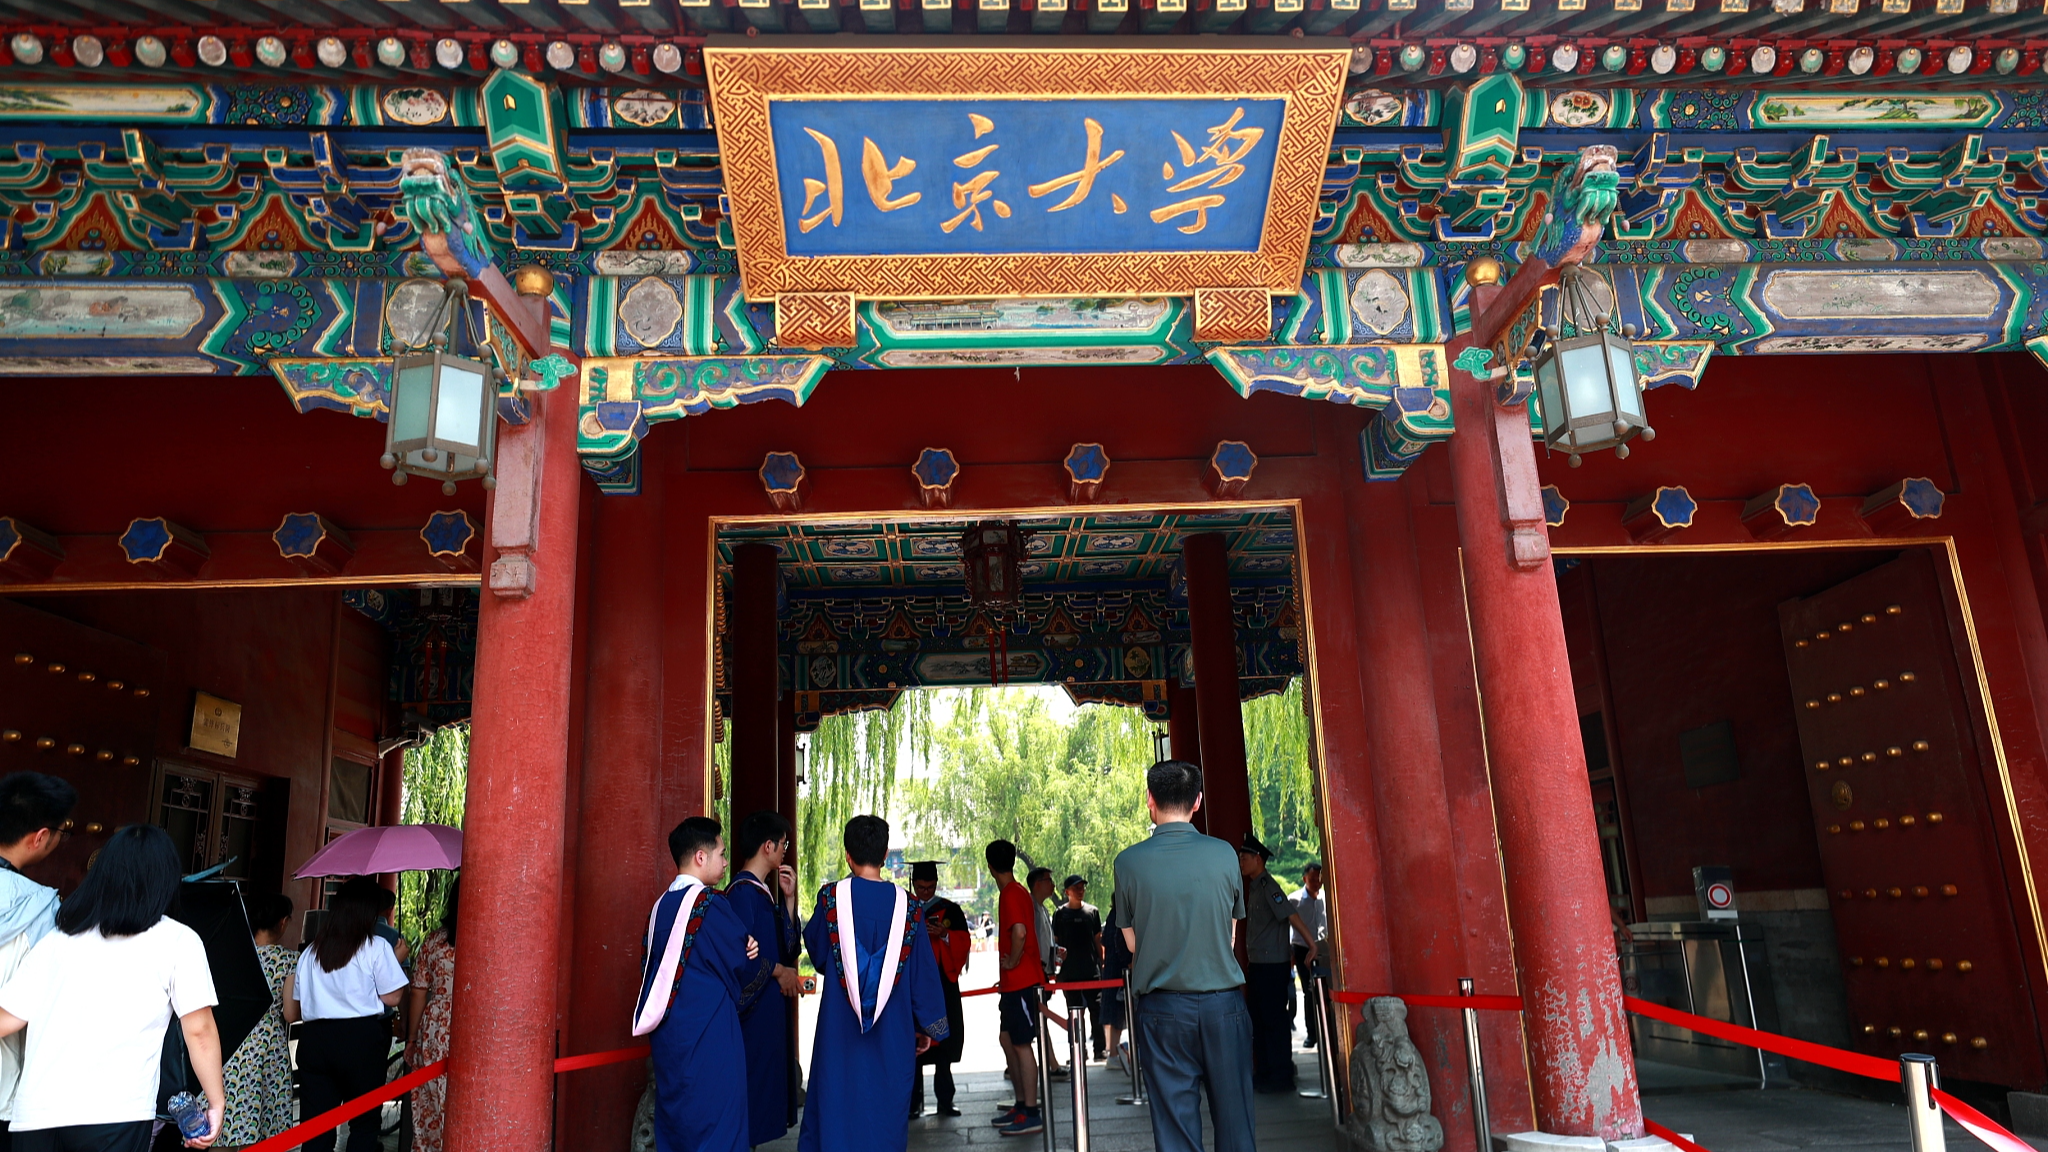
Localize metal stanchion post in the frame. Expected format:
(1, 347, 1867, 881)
(1310, 971, 1343, 1128)
(1037, 987, 1056, 1152)
(1069, 1000, 1091, 1152)
(1116, 971, 1149, 1106)
(1460, 978, 1491, 1152)
(1301, 969, 1331, 1101)
(1901, 1054, 1946, 1152)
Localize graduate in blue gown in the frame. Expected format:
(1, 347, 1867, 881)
(634, 817, 777, 1152)
(727, 810, 805, 1147)
(797, 815, 950, 1152)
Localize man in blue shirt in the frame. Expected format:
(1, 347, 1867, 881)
(1111, 761, 1253, 1152)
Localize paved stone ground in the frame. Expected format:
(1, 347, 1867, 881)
(754, 1046, 1338, 1152)
(1642, 1088, 2027, 1152)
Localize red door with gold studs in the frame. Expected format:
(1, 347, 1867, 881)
(1779, 550, 2047, 1087)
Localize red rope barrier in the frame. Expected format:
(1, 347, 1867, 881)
(238, 1044, 649, 1152)
(1621, 996, 1899, 1081)
(1643, 1120, 1711, 1152)
(1319, 986, 2035, 1152)
(960, 977, 1123, 999)
(1622, 996, 2033, 1152)
(241, 1059, 446, 1152)
(1936, 1090, 2039, 1152)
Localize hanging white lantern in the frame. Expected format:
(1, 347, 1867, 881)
(380, 286, 499, 495)
(1531, 265, 1654, 467)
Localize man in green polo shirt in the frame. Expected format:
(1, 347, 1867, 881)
(1111, 760, 1253, 1152)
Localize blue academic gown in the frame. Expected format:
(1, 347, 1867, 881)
(728, 872, 802, 1146)
(641, 885, 776, 1152)
(797, 877, 950, 1152)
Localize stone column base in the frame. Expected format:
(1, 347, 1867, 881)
(1500, 1132, 1685, 1152)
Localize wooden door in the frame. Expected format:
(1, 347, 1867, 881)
(1779, 551, 2047, 1085)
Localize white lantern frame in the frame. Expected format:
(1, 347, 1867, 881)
(1531, 264, 1655, 468)
(380, 285, 500, 495)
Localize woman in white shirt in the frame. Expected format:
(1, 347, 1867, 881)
(0, 824, 224, 1152)
(285, 880, 407, 1152)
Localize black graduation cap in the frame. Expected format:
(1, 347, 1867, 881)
(910, 860, 941, 882)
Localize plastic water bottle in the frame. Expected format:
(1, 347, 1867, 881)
(166, 1092, 212, 1141)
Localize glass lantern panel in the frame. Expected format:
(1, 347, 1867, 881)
(1560, 340, 1616, 448)
(1606, 336, 1646, 424)
(392, 361, 435, 446)
(434, 361, 488, 454)
(1534, 353, 1565, 447)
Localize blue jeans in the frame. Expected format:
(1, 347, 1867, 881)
(1138, 989, 1257, 1152)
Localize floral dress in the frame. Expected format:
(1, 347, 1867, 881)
(220, 942, 296, 1146)
(410, 930, 458, 1152)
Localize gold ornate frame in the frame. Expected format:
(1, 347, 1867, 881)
(703, 39, 1350, 303)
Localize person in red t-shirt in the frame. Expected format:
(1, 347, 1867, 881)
(985, 840, 1045, 1136)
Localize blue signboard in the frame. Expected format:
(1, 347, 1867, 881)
(766, 97, 1285, 257)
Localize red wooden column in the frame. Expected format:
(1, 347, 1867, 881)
(560, 475, 672, 1149)
(1446, 266, 1643, 1139)
(776, 691, 798, 837)
(445, 388, 586, 1152)
(1166, 680, 1202, 765)
(1183, 532, 1250, 848)
(730, 544, 781, 823)
(1344, 469, 1479, 1150)
(1165, 679, 1204, 832)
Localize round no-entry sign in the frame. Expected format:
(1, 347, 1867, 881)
(1705, 882, 1734, 910)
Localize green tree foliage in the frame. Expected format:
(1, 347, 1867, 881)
(396, 724, 468, 950)
(791, 692, 934, 901)
(899, 688, 1157, 918)
(794, 682, 1317, 923)
(1244, 680, 1322, 884)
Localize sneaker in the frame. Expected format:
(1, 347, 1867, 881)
(990, 1106, 1025, 1127)
(1049, 1065, 1070, 1081)
(1001, 1111, 1045, 1137)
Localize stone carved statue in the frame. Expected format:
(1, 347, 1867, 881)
(629, 1078, 656, 1152)
(1345, 996, 1445, 1152)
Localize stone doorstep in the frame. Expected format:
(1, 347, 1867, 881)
(2012, 1092, 2048, 1137)
(1498, 1132, 1688, 1152)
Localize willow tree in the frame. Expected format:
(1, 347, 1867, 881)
(396, 724, 468, 948)
(896, 688, 1156, 914)
(791, 691, 935, 900)
(1243, 679, 1320, 883)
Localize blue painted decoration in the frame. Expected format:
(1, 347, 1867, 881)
(420, 510, 477, 560)
(119, 517, 174, 564)
(761, 452, 806, 496)
(1065, 443, 1111, 484)
(769, 98, 1284, 256)
(273, 512, 330, 559)
(1776, 483, 1822, 527)
(1211, 441, 1257, 484)
(1541, 485, 1570, 528)
(1900, 477, 1946, 519)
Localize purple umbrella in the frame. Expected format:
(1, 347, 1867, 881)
(293, 823, 463, 878)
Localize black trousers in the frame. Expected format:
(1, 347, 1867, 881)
(1245, 962, 1296, 1090)
(1062, 985, 1105, 1056)
(298, 1014, 391, 1152)
(910, 1061, 955, 1110)
(1292, 944, 1320, 1043)
(11, 1123, 151, 1152)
